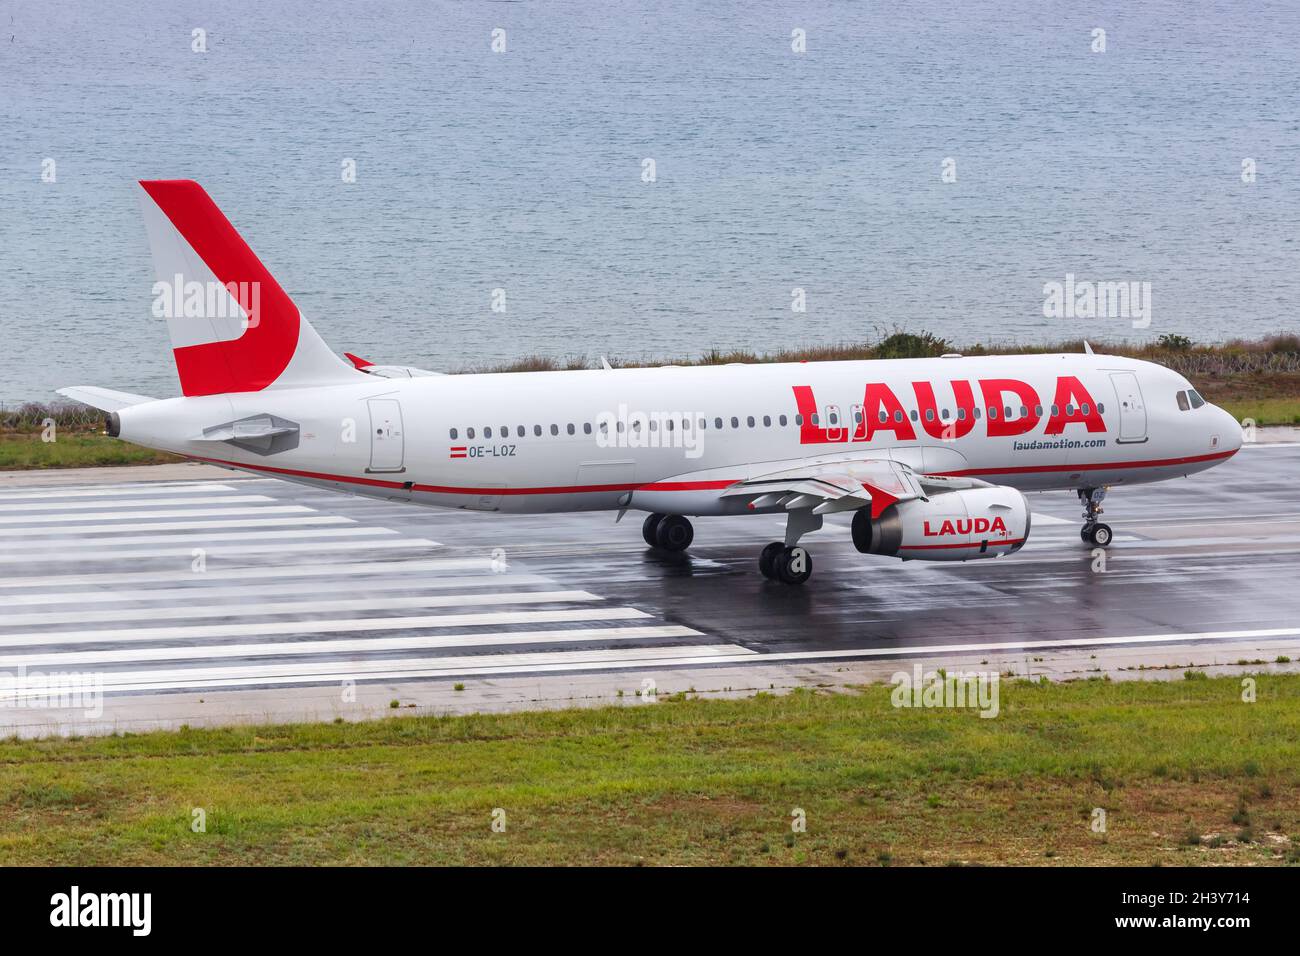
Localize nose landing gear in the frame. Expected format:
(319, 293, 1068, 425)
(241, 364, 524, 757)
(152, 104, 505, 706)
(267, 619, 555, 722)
(1078, 487, 1113, 547)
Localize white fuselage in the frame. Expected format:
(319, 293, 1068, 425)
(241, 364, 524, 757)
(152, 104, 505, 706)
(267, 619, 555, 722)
(115, 352, 1241, 515)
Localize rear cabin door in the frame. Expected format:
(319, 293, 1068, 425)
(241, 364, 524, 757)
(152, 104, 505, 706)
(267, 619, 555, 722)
(367, 399, 406, 472)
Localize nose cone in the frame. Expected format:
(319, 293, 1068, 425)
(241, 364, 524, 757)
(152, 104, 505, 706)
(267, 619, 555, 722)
(1211, 405, 1243, 456)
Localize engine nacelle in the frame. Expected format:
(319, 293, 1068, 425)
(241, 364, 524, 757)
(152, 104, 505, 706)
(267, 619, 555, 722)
(852, 486, 1031, 561)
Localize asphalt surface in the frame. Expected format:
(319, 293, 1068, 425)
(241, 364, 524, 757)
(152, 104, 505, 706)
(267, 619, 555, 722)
(1, 439, 1298, 734)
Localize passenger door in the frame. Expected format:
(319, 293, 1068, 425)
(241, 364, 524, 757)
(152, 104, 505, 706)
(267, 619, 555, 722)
(1109, 372, 1147, 443)
(367, 398, 405, 472)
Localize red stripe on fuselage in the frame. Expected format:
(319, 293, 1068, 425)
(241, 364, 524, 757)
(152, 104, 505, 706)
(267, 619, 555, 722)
(188, 448, 1235, 497)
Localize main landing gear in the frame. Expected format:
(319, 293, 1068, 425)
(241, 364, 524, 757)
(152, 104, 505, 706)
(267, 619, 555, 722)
(1078, 487, 1113, 547)
(758, 509, 822, 585)
(642, 512, 694, 552)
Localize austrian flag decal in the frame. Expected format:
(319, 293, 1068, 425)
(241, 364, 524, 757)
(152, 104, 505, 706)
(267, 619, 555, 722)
(449, 446, 467, 459)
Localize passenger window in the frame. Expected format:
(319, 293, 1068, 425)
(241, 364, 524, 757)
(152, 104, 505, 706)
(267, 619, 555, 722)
(895, 410, 904, 423)
(779, 415, 788, 426)
(1066, 404, 1075, 416)
(1005, 406, 1013, 418)
(450, 428, 458, 440)
(567, 423, 575, 435)
(794, 414, 803, 426)
(941, 409, 950, 420)
(467, 427, 476, 439)
(910, 410, 918, 422)
(879, 410, 888, 424)
(956, 408, 966, 421)
(763, 415, 771, 427)
(1033, 405, 1042, 417)
(583, 422, 591, 435)
(925, 409, 934, 422)
(988, 407, 997, 420)
(533, 424, 542, 436)
(1081, 404, 1090, 415)
(973, 407, 981, 420)
(715, 417, 724, 429)
(518, 425, 526, 437)
(747, 416, 756, 428)
(1051, 404, 1060, 416)
(1098, 403, 1105, 414)
(550, 424, 559, 436)
(485, 427, 492, 438)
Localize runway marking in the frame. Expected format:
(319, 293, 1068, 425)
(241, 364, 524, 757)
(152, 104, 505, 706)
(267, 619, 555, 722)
(0, 537, 441, 563)
(0, 494, 279, 512)
(0, 645, 755, 697)
(0, 625, 708, 668)
(0, 505, 316, 524)
(1030, 512, 1075, 525)
(0, 573, 553, 607)
(0, 482, 238, 500)
(0, 557, 477, 589)
(1, 525, 400, 555)
(0, 516, 354, 536)
(0, 607, 652, 648)
(0, 590, 604, 627)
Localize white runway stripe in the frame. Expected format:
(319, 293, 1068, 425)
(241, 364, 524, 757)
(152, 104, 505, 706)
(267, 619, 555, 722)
(0, 494, 278, 512)
(0, 573, 552, 607)
(0, 644, 754, 697)
(0, 557, 474, 589)
(0, 625, 707, 668)
(0, 537, 440, 564)
(0, 505, 315, 524)
(0, 607, 651, 648)
(0, 590, 603, 627)
(0, 482, 237, 500)
(0, 516, 353, 536)
(8, 522, 390, 546)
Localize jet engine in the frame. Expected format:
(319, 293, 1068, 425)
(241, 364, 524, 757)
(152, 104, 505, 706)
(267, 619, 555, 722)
(852, 486, 1031, 561)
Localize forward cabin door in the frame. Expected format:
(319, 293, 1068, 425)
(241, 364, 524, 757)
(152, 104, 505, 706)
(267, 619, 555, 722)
(367, 398, 406, 472)
(1109, 372, 1148, 443)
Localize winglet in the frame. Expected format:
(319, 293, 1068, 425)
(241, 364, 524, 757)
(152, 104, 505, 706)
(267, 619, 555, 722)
(344, 352, 374, 369)
(1083, 340, 1094, 355)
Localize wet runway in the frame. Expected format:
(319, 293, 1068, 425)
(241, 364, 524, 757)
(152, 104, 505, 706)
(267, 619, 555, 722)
(1, 441, 1298, 731)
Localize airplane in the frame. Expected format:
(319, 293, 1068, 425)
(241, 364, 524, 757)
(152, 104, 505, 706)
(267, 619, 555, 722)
(60, 180, 1244, 584)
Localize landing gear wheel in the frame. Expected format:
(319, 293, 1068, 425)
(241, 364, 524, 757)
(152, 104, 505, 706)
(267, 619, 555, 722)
(1077, 488, 1112, 548)
(774, 545, 813, 585)
(1085, 523, 1113, 547)
(641, 513, 665, 547)
(654, 515, 694, 552)
(759, 541, 785, 579)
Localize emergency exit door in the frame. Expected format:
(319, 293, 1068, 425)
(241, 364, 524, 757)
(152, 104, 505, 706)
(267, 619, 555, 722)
(367, 399, 405, 472)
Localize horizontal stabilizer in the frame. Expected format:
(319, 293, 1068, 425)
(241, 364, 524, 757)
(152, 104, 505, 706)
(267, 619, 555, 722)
(56, 386, 157, 412)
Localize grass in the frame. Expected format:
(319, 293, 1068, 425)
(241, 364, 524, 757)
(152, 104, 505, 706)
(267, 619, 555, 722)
(2, 674, 1299, 865)
(0, 432, 179, 469)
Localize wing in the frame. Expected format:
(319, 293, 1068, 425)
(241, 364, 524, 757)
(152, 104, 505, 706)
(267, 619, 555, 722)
(718, 457, 991, 517)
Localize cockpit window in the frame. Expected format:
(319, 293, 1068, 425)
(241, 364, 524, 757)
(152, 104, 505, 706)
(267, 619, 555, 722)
(1188, 389, 1206, 409)
(1176, 390, 1190, 411)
